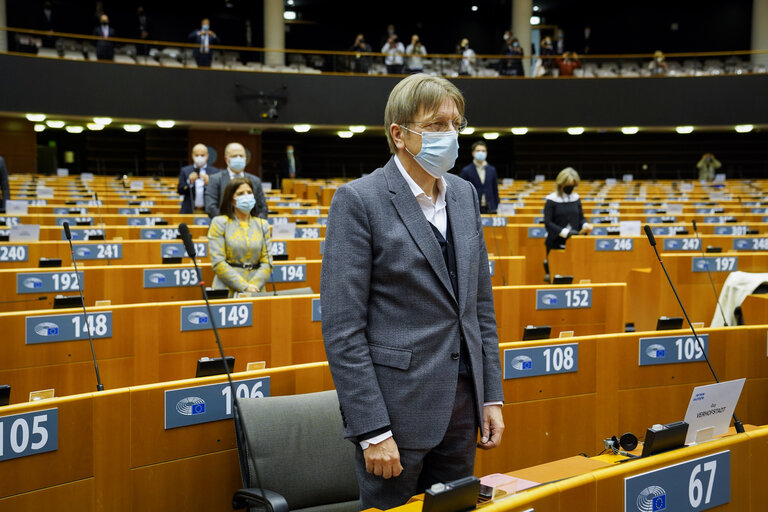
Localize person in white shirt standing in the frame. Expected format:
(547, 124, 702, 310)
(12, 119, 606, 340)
(405, 34, 427, 73)
(178, 144, 220, 214)
(382, 34, 405, 74)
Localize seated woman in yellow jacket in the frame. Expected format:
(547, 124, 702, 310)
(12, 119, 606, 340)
(207, 177, 272, 295)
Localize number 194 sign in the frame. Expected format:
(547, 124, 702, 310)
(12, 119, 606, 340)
(536, 288, 592, 310)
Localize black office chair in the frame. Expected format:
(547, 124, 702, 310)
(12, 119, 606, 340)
(232, 390, 359, 512)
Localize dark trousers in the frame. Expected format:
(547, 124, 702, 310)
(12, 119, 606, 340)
(194, 51, 213, 67)
(354, 373, 477, 510)
(386, 64, 404, 74)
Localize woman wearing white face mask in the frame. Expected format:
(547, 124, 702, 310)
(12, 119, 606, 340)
(207, 177, 272, 296)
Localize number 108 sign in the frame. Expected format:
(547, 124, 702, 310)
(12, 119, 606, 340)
(504, 343, 578, 379)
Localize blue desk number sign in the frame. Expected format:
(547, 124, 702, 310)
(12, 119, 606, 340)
(504, 343, 578, 379)
(0, 409, 58, 462)
(164, 378, 270, 429)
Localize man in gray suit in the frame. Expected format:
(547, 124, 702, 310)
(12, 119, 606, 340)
(204, 142, 268, 219)
(321, 74, 504, 509)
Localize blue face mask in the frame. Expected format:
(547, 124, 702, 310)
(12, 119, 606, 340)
(235, 193, 256, 213)
(202, 24, 210, 31)
(473, 151, 487, 163)
(400, 126, 459, 179)
(228, 156, 246, 172)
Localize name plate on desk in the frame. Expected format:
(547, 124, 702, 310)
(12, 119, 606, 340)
(595, 238, 634, 251)
(0, 408, 58, 462)
(164, 378, 270, 429)
(713, 225, 749, 236)
(639, 334, 709, 366)
(663, 238, 701, 251)
(72, 243, 122, 260)
(54, 207, 88, 215)
(58, 228, 104, 241)
(193, 217, 210, 226)
(180, 303, 252, 332)
(624, 451, 730, 512)
(536, 288, 592, 310)
(316, 216, 328, 226)
(161, 242, 207, 258)
(127, 217, 164, 226)
(276, 202, 301, 207)
(732, 238, 768, 251)
(267, 264, 306, 283)
(0, 245, 28, 262)
(269, 241, 287, 256)
(25, 312, 113, 344)
(527, 227, 547, 239)
(692, 257, 737, 273)
(141, 227, 180, 240)
(144, 268, 199, 288)
(503, 343, 578, 379)
(482, 217, 508, 227)
(17, 271, 83, 293)
(296, 227, 320, 239)
(292, 208, 321, 215)
(55, 216, 93, 226)
(311, 298, 322, 322)
(646, 216, 677, 224)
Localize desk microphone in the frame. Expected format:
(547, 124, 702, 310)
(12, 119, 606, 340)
(0, 295, 47, 304)
(692, 219, 728, 325)
(643, 224, 744, 433)
(178, 222, 269, 504)
(63, 221, 105, 392)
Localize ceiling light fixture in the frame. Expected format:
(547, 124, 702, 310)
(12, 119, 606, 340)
(45, 120, 65, 128)
(734, 124, 754, 133)
(65, 126, 84, 133)
(621, 126, 639, 135)
(123, 124, 142, 132)
(349, 125, 366, 133)
(26, 113, 46, 122)
(567, 127, 585, 135)
(483, 132, 500, 140)
(675, 126, 694, 134)
(511, 127, 528, 135)
(156, 120, 176, 128)
(93, 117, 113, 126)
(293, 124, 311, 133)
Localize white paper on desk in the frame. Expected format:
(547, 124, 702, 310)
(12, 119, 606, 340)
(36, 186, 54, 199)
(497, 204, 516, 215)
(10, 224, 40, 242)
(502, 178, 515, 186)
(683, 377, 745, 445)
(262, 182, 272, 192)
(619, 220, 641, 237)
(272, 222, 296, 239)
(6, 200, 28, 214)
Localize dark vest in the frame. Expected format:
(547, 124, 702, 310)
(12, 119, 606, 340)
(429, 219, 471, 376)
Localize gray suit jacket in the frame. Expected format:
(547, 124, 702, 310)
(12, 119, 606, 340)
(321, 157, 503, 450)
(204, 170, 268, 219)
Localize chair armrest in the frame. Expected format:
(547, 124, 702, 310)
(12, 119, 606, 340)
(232, 488, 289, 512)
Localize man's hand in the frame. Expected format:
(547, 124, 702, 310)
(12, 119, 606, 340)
(189, 171, 198, 183)
(245, 284, 258, 293)
(202, 173, 210, 185)
(477, 404, 504, 450)
(363, 437, 403, 479)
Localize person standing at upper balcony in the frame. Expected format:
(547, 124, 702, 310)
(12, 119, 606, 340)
(93, 14, 116, 61)
(190, 18, 220, 68)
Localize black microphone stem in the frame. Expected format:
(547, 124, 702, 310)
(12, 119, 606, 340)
(645, 225, 744, 434)
(64, 222, 104, 391)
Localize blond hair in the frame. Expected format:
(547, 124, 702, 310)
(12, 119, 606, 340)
(383, 73, 465, 154)
(555, 167, 580, 195)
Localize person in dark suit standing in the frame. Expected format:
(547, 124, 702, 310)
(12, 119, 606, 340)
(93, 14, 116, 61)
(321, 74, 505, 510)
(0, 156, 9, 213)
(177, 144, 220, 214)
(189, 18, 219, 67)
(204, 142, 268, 219)
(460, 141, 499, 214)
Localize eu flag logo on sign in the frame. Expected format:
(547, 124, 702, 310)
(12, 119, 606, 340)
(652, 495, 666, 511)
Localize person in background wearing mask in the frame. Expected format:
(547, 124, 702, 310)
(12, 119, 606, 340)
(382, 33, 405, 74)
(178, 144, 220, 214)
(539, 36, 557, 76)
(321, 73, 504, 510)
(405, 34, 427, 73)
(697, 152, 722, 181)
(457, 38, 476, 76)
(135, 5, 151, 57)
(92, 13, 116, 61)
(555, 29, 565, 54)
(207, 177, 273, 297)
(542, 167, 592, 282)
(349, 33, 372, 73)
(500, 34, 525, 76)
(190, 18, 219, 67)
(649, 50, 668, 76)
(460, 141, 499, 214)
(205, 142, 268, 219)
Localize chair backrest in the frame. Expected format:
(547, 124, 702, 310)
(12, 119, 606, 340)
(234, 390, 359, 510)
